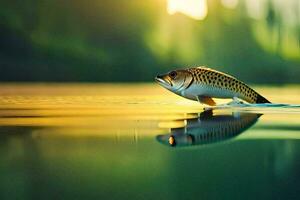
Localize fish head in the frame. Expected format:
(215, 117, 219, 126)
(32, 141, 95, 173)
(155, 69, 193, 93)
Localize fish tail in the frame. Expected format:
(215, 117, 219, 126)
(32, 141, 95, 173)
(240, 84, 271, 104)
(255, 93, 271, 104)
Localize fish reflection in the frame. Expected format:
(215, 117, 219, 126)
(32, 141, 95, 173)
(157, 110, 261, 147)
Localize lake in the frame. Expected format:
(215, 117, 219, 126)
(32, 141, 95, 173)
(0, 83, 300, 200)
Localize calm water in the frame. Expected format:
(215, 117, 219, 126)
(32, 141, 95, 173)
(0, 84, 300, 200)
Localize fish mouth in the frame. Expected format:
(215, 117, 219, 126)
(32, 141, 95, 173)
(155, 75, 172, 87)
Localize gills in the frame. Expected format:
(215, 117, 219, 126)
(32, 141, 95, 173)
(155, 66, 270, 106)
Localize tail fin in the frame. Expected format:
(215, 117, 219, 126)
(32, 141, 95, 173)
(256, 93, 271, 103)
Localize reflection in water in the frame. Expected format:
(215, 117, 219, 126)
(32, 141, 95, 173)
(0, 85, 300, 200)
(157, 110, 261, 147)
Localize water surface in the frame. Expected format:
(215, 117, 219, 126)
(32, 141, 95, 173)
(0, 84, 300, 200)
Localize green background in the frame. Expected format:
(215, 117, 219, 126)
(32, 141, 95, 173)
(0, 0, 299, 83)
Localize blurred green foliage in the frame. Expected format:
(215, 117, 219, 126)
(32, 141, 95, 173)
(0, 0, 299, 83)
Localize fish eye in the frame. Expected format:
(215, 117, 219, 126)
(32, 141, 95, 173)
(169, 71, 177, 79)
(168, 135, 176, 146)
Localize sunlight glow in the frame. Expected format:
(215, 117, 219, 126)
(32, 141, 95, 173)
(167, 0, 208, 20)
(221, 0, 239, 9)
(245, 0, 267, 19)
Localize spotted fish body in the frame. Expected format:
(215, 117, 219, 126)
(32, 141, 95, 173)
(155, 66, 270, 105)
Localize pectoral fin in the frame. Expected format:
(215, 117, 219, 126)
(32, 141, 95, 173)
(196, 96, 216, 106)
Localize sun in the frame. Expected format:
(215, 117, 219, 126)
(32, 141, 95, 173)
(167, 0, 208, 20)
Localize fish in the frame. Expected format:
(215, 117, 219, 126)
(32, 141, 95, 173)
(155, 66, 270, 106)
(156, 110, 261, 147)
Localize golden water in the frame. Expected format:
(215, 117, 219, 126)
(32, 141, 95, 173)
(1, 83, 300, 200)
(0, 83, 299, 136)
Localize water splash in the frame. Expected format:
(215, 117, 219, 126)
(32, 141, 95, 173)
(212, 100, 300, 113)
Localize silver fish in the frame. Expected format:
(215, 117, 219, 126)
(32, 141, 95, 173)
(155, 66, 270, 106)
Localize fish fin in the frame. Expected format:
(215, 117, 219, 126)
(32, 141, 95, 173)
(199, 109, 213, 119)
(196, 96, 216, 106)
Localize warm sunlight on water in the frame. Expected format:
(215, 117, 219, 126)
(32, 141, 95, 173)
(0, 83, 300, 199)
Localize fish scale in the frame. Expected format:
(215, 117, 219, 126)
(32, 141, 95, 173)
(187, 67, 261, 103)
